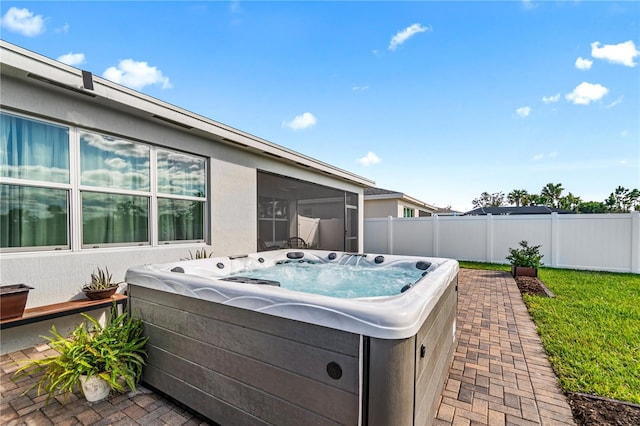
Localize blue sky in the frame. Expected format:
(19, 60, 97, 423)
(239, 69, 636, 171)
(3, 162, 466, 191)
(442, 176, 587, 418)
(1, 1, 638, 211)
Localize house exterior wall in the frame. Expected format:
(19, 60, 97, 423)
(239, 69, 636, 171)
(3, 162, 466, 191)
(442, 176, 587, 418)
(364, 198, 434, 218)
(0, 47, 367, 309)
(363, 199, 399, 218)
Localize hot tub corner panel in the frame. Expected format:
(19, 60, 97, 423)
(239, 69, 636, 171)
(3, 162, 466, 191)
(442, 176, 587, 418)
(366, 273, 458, 426)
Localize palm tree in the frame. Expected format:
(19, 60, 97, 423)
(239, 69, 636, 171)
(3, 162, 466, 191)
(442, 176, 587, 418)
(559, 193, 582, 211)
(540, 183, 564, 208)
(507, 189, 529, 207)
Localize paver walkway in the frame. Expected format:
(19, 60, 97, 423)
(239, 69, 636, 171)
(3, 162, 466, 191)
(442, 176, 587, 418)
(0, 269, 575, 425)
(435, 269, 575, 426)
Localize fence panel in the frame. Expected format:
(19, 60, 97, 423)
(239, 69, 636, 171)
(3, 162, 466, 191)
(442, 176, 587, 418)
(556, 214, 632, 272)
(436, 216, 487, 261)
(363, 212, 639, 273)
(492, 216, 552, 265)
(363, 218, 390, 254)
(392, 218, 434, 256)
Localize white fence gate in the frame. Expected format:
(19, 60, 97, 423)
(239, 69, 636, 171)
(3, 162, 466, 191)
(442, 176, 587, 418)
(364, 212, 640, 273)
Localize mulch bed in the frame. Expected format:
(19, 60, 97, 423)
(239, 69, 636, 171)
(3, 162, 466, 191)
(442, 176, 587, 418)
(514, 275, 640, 425)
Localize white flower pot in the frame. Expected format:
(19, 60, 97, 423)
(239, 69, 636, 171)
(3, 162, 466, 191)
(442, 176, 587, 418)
(80, 374, 111, 402)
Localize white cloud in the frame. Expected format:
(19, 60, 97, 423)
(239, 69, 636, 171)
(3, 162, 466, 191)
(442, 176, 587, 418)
(0, 7, 45, 36)
(516, 106, 531, 117)
(57, 52, 85, 66)
(605, 96, 623, 109)
(621, 130, 629, 138)
(357, 152, 381, 166)
(352, 85, 369, 91)
(533, 151, 558, 161)
(55, 23, 69, 34)
(389, 23, 431, 51)
(282, 112, 317, 130)
(565, 82, 608, 105)
(575, 57, 593, 70)
(591, 40, 639, 67)
(522, 1, 539, 11)
(102, 59, 173, 90)
(542, 93, 561, 103)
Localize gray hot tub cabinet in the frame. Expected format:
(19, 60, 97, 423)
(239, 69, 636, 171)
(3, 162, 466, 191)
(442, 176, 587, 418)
(128, 275, 457, 425)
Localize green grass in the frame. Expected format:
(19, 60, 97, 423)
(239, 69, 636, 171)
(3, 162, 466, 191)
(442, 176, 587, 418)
(460, 262, 640, 404)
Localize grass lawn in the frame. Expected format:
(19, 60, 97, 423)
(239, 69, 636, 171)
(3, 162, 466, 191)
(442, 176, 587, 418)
(459, 262, 640, 404)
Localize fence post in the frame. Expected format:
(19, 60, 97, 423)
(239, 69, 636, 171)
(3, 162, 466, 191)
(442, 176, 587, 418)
(632, 211, 639, 273)
(387, 216, 394, 255)
(550, 212, 559, 268)
(433, 214, 439, 257)
(486, 214, 493, 263)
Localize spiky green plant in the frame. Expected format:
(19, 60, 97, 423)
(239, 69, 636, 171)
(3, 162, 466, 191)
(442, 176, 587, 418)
(13, 302, 148, 403)
(182, 247, 213, 260)
(83, 267, 121, 290)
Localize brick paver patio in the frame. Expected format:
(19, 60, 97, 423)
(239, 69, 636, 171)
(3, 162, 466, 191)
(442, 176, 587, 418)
(1, 268, 575, 425)
(436, 269, 575, 426)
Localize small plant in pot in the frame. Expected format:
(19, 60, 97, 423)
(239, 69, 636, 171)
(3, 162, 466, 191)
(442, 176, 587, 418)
(506, 240, 544, 277)
(83, 267, 121, 300)
(181, 247, 213, 260)
(13, 302, 148, 403)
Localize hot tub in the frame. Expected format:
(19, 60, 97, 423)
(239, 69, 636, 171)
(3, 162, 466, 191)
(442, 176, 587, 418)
(126, 250, 458, 426)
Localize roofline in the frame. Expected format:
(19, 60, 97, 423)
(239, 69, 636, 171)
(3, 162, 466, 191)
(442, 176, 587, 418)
(0, 40, 374, 188)
(364, 192, 438, 211)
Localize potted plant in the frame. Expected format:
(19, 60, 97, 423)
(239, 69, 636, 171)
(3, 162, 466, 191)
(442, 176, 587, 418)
(0, 284, 34, 320)
(506, 240, 544, 277)
(82, 267, 121, 300)
(13, 302, 148, 403)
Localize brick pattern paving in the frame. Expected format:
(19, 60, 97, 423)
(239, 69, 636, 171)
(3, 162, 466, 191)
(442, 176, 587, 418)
(1, 268, 575, 426)
(0, 344, 210, 426)
(435, 269, 575, 426)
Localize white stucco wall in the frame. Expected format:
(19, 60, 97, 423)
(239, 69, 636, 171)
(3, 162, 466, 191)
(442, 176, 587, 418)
(364, 199, 399, 218)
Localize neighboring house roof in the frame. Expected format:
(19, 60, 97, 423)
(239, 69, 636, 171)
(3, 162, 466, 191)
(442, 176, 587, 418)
(464, 206, 572, 215)
(433, 207, 463, 215)
(0, 40, 374, 189)
(363, 187, 438, 212)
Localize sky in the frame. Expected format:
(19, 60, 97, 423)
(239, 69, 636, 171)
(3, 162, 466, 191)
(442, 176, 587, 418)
(1, 1, 638, 212)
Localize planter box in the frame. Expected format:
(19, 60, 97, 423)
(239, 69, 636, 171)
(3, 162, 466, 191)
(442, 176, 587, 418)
(0, 284, 34, 320)
(511, 266, 538, 278)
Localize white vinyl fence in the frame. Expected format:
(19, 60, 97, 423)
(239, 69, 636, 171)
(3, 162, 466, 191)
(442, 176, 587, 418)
(364, 212, 640, 273)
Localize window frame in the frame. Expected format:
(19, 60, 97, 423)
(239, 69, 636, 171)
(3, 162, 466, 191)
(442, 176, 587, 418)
(0, 109, 209, 253)
(0, 111, 72, 252)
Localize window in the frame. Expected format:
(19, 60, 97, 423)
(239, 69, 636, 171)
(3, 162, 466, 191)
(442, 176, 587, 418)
(403, 207, 415, 217)
(0, 110, 208, 252)
(80, 131, 151, 246)
(157, 150, 206, 242)
(257, 172, 359, 252)
(258, 196, 289, 245)
(1, 184, 69, 249)
(1, 113, 70, 250)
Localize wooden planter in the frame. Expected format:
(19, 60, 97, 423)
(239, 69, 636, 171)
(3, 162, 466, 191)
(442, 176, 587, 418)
(511, 266, 538, 278)
(0, 284, 34, 320)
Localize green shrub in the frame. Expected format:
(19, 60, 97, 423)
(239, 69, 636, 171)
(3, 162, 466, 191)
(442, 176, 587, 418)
(506, 240, 544, 267)
(13, 302, 148, 403)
